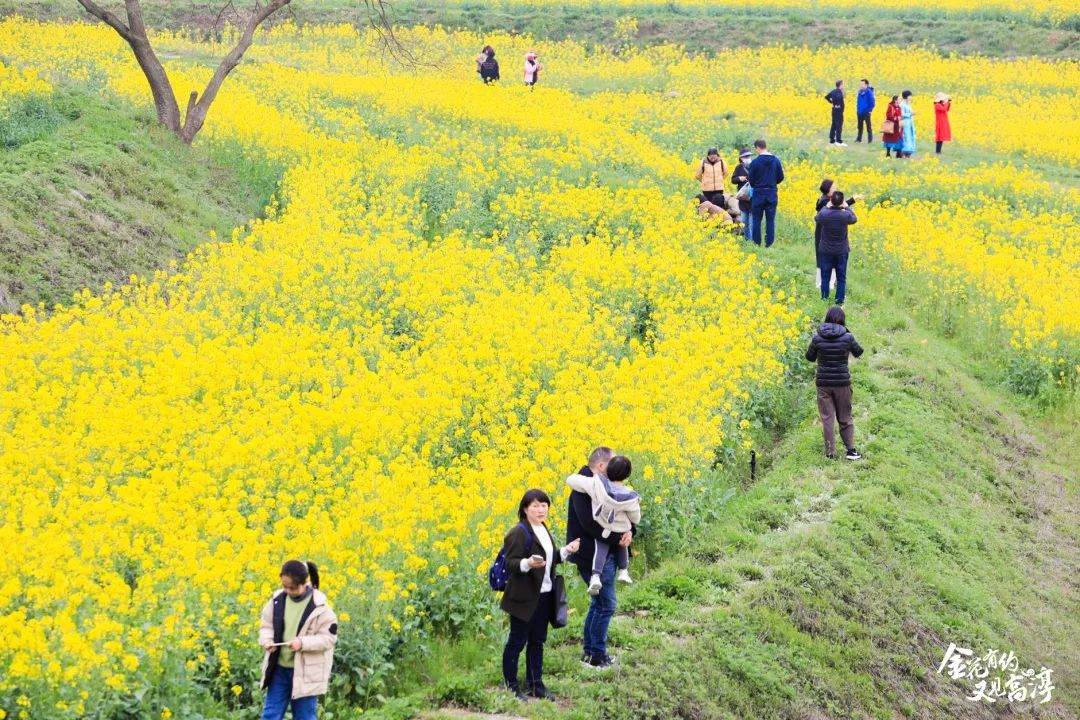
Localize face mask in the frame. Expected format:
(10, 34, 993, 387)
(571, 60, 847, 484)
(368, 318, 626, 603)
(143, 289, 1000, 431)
(742, 158, 751, 166)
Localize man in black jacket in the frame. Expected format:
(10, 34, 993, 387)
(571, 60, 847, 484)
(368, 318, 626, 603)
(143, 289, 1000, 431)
(806, 305, 864, 460)
(730, 148, 754, 241)
(825, 80, 847, 146)
(566, 446, 631, 668)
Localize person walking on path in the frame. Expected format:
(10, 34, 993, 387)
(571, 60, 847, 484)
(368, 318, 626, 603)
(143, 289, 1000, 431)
(566, 447, 633, 669)
(855, 79, 876, 143)
(900, 90, 917, 157)
(806, 306, 864, 461)
(882, 95, 903, 158)
(499, 489, 580, 700)
(731, 148, 754, 240)
(825, 80, 847, 146)
(814, 191, 858, 306)
(748, 139, 785, 247)
(934, 92, 952, 154)
(694, 148, 728, 207)
(259, 561, 338, 720)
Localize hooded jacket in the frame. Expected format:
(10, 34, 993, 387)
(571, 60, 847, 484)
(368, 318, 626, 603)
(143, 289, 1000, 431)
(748, 153, 785, 192)
(260, 588, 338, 699)
(814, 204, 857, 256)
(566, 473, 642, 536)
(806, 323, 864, 386)
(857, 86, 876, 114)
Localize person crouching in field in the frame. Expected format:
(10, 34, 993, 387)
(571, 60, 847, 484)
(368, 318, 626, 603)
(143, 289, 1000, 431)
(696, 193, 733, 223)
(806, 306, 864, 461)
(566, 455, 641, 595)
(260, 560, 338, 720)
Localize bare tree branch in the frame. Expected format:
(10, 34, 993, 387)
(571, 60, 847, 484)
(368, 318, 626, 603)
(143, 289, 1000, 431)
(180, 0, 292, 141)
(76, 0, 133, 42)
(123, 0, 149, 39)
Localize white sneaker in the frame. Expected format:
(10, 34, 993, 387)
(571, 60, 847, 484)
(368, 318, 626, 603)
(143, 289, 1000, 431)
(835, 142, 848, 147)
(616, 569, 633, 584)
(588, 574, 602, 595)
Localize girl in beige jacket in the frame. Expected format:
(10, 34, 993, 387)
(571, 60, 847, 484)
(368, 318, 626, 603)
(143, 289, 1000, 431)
(259, 560, 339, 720)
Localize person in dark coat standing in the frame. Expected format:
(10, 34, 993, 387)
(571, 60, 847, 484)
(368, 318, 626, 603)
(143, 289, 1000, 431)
(806, 306, 864, 460)
(747, 139, 785, 247)
(500, 489, 580, 700)
(855, 79, 876, 143)
(477, 46, 500, 84)
(825, 79, 846, 146)
(730, 148, 754, 241)
(814, 187, 860, 305)
(566, 447, 632, 669)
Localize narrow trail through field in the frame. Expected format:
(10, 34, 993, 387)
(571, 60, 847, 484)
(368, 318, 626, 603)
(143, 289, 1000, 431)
(437, 230, 1080, 719)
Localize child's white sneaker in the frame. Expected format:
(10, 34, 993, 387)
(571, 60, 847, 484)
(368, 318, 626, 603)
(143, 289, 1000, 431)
(587, 573, 602, 595)
(616, 569, 633, 584)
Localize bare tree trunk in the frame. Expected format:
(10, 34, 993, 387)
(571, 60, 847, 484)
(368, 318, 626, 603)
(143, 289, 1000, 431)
(77, 0, 292, 144)
(78, 0, 410, 145)
(179, 0, 292, 143)
(76, 0, 181, 131)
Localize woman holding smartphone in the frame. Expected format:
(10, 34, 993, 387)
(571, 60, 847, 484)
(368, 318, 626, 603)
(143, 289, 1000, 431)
(259, 560, 339, 720)
(500, 489, 580, 701)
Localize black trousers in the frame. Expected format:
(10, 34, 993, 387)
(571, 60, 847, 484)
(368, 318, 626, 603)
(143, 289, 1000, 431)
(936, 141, 944, 154)
(702, 190, 725, 206)
(856, 112, 873, 142)
(502, 592, 552, 690)
(829, 110, 844, 143)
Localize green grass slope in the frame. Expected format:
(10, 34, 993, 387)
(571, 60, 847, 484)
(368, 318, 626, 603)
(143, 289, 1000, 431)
(0, 89, 276, 313)
(365, 223, 1079, 720)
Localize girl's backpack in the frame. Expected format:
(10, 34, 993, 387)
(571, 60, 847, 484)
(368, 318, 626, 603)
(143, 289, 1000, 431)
(488, 523, 533, 591)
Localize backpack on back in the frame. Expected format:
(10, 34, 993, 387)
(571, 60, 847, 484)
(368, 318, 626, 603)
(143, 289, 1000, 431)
(488, 522, 532, 591)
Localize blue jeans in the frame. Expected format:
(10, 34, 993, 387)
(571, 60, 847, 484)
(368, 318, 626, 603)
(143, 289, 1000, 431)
(818, 252, 848, 305)
(578, 552, 617, 658)
(740, 210, 753, 240)
(262, 667, 317, 720)
(750, 192, 778, 247)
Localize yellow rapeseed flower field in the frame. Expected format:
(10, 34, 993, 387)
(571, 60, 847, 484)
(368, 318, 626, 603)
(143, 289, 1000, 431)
(0, 15, 1076, 715)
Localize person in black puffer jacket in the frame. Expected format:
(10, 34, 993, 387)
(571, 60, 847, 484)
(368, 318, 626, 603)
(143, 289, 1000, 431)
(806, 305, 864, 460)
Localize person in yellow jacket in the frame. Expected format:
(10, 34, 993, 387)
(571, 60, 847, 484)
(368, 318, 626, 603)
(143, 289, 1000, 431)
(259, 560, 339, 720)
(694, 148, 728, 207)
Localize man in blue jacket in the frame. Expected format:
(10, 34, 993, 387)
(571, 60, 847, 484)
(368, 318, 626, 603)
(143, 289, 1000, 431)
(856, 79, 876, 144)
(747, 139, 785, 247)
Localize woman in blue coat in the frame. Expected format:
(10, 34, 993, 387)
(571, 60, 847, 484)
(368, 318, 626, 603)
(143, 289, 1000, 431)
(899, 90, 917, 157)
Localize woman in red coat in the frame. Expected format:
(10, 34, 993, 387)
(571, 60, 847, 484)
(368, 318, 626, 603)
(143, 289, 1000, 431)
(882, 96, 903, 158)
(934, 92, 952, 154)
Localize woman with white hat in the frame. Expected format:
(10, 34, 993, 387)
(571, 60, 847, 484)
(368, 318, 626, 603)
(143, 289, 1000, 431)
(934, 92, 952, 155)
(524, 52, 543, 89)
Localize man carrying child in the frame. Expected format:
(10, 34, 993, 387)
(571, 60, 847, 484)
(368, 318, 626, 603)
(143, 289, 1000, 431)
(565, 447, 637, 669)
